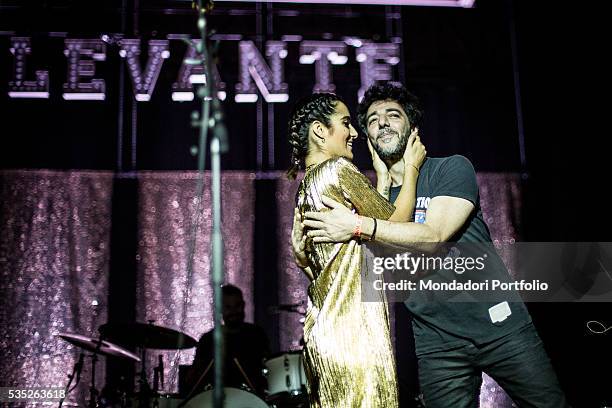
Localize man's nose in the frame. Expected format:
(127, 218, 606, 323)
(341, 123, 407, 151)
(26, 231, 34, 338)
(378, 115, 389, 127)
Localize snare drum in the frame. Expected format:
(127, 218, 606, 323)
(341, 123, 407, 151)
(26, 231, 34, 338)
(263, 351, 307, 403)
(181, 387, 268, 408)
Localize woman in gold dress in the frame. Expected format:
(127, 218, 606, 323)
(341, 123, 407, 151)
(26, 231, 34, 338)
(287, 93, 425, 408)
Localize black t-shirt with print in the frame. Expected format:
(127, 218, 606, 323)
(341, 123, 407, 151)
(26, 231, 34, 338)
(389, 155, 531, 355)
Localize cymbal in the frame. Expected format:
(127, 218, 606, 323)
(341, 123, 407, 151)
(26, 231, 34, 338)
(58, 332, 141, 362)
(99, 322, 197, 350)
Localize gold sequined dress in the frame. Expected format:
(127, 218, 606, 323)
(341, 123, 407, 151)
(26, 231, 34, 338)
(295, 157, 398, 408)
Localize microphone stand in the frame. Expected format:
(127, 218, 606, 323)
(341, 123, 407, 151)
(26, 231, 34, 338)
(188, 1, 228, 407)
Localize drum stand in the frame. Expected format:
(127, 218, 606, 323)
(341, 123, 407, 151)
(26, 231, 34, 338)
(88, 352, 100, 408)
(136, 348, 153, 407)
(58, 352, 84, 407)
(56, 331, 141, 408)
(57, 339, 103, 408)
(151, 355, 164, 408)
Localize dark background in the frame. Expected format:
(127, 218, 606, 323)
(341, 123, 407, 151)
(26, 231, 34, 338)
(1, 0, 610, 406)
(1, 0, 524, 173)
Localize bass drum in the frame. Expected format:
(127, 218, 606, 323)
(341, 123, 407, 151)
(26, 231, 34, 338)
(181, 387, 269, 408)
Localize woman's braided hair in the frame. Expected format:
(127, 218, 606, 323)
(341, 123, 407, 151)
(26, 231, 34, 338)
(287, 92, 343, 180)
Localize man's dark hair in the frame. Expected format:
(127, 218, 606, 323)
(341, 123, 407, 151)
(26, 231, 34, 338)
(357, 82, 423, 134)
(221, 284, 243, 299)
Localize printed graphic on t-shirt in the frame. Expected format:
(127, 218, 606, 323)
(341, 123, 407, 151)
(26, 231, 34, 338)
(414, 196, 431, 224)
(414, 209, 426, 224)
(416, 197, 430, 208)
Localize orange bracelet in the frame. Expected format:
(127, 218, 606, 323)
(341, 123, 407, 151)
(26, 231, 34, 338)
(353, 215, 363, 238)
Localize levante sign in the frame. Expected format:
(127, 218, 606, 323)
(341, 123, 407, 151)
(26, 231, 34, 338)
(6, 36, 401, 103)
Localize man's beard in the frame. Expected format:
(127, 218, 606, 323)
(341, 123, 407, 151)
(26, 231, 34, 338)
(373, 127, 410, 163)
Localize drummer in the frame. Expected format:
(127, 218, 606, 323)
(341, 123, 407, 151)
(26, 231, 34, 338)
(184, 284, 270, 396)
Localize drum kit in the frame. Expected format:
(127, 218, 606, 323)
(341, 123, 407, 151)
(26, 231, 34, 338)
(56, 308, 309, 408)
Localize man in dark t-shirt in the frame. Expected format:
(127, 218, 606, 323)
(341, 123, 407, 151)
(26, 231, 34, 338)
(298, 83, 568, 407)
(388, 154, 533, 356)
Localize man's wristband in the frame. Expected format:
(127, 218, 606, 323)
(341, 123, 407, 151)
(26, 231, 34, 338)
(370, 218, 378, 241)
(406, 162, 420, 174)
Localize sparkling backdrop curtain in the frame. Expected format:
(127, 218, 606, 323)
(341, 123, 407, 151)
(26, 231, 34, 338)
(276, 173, 311, 351)
(477, 173, 522, 246)
(0, 170, 113, 406)
(476, 173, 522, 408)
(135, 172, 256, 393)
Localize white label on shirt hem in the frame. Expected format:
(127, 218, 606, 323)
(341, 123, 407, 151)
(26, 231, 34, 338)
(489, 301, 511, 323)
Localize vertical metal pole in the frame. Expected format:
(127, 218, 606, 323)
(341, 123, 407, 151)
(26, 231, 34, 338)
(506, 0, 528, 174)
(394, 5, 406, 83)
(256, 1, 263, 170)
(131, 0, 140, 171)
(193, 3, 226, 407)
(266, 2, 275, 169)
(117, 0, 128, 172)
(211, 135, 224, 407)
